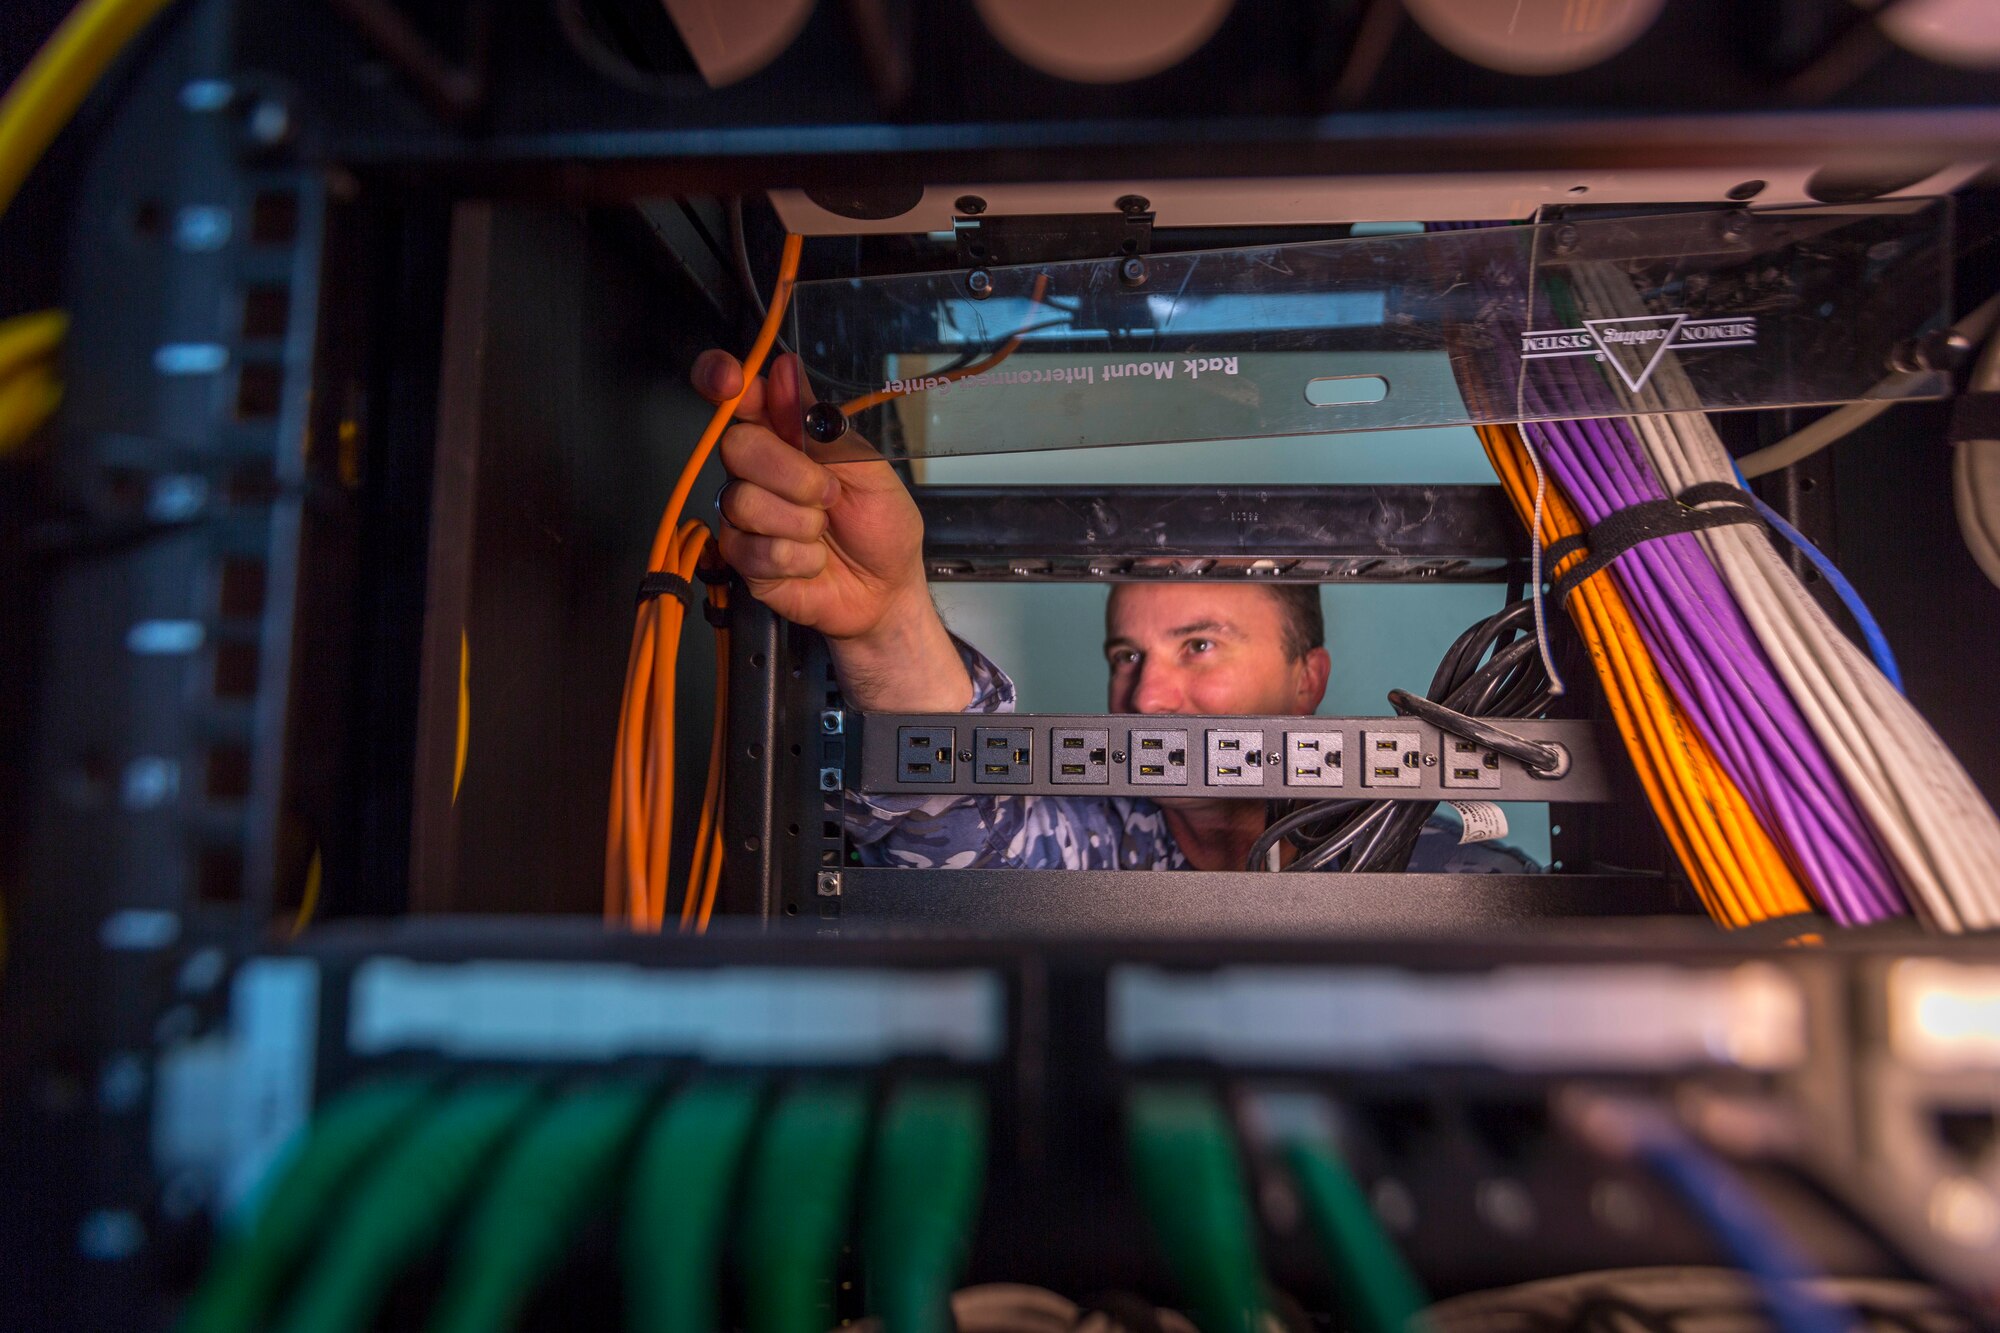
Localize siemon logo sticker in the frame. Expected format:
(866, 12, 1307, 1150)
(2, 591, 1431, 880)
(1521, 314, 1758, 392)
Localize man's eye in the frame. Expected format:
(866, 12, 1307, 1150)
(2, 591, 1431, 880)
(1187, 638, 1215, 655)
(1109, 650, 1140, 667)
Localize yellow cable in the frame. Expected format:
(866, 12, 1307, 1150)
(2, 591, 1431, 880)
(1477, 424, 1814, 926)
(0, 310, 66, 380)
(452, 630, 469, 804)
(290, 848, 323, 938)
(0, 360, 63, 457)
(0, 0, 176, 218)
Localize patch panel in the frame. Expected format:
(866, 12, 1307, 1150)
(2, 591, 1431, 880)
(1361, 730, 1423, 789)
(1205, 729, 1266, 787)
(973, 726, 1033, 784)
(897, 725, 956, 784)
(1130, 728, 1189, 786)
(1442, 738, 1503, 789)
(1051, 728, 1110, 784)
(1283, 731, 1343, 788)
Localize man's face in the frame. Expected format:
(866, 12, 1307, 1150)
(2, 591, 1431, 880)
(1104, 583, 1330, 718)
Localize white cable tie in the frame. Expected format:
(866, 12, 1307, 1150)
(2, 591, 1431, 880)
(1521, 433, 1566, 697)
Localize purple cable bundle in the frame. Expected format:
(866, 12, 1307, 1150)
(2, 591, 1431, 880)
(1519, 416, 1905, 924)
(1424, 215, 1905, 922)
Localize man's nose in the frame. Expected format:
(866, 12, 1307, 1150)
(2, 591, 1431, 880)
(1131, 659, 1184, 714)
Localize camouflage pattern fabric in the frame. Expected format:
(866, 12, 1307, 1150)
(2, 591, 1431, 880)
(845, 640, 1539, 874)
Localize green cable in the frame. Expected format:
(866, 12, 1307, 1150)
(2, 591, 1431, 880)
(426, 1080, 655, 1333)
(272, 1078, 542, 1333)
(863, 1081, 987, 1333)
(179, 1077, 437, 1333)
(738, 1080, 872, 1333)
(1283, 1137, 1430, 1333)
(623, 1078, 765, 1333)
(1126, 1085, 1267, 1333)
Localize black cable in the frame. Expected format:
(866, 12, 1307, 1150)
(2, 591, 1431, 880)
(1387, 690, 1564, 774)
(1244, 799, 1363, 870)
(1283, 594, 1561, 873)
(727, 196, 1079, 401)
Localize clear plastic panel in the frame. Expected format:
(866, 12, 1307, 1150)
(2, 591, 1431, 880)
(785, 200, 1951, 461)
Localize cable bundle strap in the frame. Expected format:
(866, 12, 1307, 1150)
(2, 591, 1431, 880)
(1947, 391, 2000, 443)
(636, 571, 695, 608)
(1546, 483, 1767, 605)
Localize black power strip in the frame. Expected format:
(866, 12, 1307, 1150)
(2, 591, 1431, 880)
(855, 713, 1615, 802)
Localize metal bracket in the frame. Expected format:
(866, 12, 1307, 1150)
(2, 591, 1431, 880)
(953, 208, 1153, 269)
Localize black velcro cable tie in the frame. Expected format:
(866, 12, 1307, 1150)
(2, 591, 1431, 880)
(1547, 484, 1767, 605)
(1947, 392, 2000, 444)
(636, 571, 695, 608)
(1543, 533, 1587, 569)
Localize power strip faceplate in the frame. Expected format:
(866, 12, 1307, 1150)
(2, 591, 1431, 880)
(856, 714, 1614, 802)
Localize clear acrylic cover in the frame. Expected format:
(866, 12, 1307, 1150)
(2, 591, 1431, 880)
(784, 199, 1951, 461)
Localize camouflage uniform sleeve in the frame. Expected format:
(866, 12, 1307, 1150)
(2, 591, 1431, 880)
(844, 638, 1147, 870)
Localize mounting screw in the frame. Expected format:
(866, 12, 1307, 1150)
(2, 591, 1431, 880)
(1119, 256, 1148, 288)
(78, 1209, 144, 1261)
(804, 401, 847, 444)
(819, 767, 842, 792)
(1552, 224, 1580, 255)
(820, 709, 844, 734)
(955, 194, 987, 216)
(817, 870, 842, 898)
(967, 269, 994, 300)
(957, 749, 973, 763)
(243, 97, 293, 148)
(1116, 194, 1150, 216)
(1421, 753, 1438, 767)
(1110, 749, 1127, 764)
(1889, 329, 1977, 375)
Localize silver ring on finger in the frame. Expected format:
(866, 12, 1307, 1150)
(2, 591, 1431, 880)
(712, 477, 742, 522)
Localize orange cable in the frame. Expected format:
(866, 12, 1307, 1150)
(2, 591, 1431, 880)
(690, 586, 730, 933)
(680, 587, 729, 932)
(839, 273, 1052, 415)
(1477, 424, 1813, 925)
(606, 234, 802, 928)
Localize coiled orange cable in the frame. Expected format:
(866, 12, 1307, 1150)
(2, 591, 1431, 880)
(607, 235, 803, 930)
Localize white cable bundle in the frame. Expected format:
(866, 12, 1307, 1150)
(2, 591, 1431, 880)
(1570, 262, 2000, 930)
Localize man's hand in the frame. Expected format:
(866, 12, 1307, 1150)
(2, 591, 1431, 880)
(694, 350, 971, 712)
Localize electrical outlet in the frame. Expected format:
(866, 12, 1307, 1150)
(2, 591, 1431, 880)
(1283, 731, 1343, 787)
(1361, 730, 1423, 789)
(1205, 729, 1266, 787)
(1051, 728, 1110, 784)
(1442, 737, 1502, 789)
(897, 725, 956, 784)
(1128, 728, 1189, 785)
(973, 725, 1033, 784)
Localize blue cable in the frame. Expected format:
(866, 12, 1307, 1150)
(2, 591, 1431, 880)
(1729, 460, 1905, 693)
(1630, 1125, 1854, 1333)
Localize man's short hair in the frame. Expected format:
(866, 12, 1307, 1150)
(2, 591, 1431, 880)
(1266, 584, 1324, 662)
